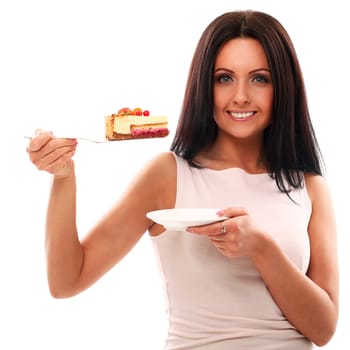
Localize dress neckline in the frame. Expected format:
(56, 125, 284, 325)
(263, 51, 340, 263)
(192, 161, 270, 176)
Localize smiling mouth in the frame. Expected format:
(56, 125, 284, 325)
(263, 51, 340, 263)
(229, 111, 256, 120)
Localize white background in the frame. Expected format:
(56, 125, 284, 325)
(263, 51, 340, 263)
(1, 0, 349, 349)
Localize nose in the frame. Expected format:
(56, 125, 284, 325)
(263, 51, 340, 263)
(233, 81, 250, 105)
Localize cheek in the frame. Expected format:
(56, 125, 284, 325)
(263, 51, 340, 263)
(258, 90, 273, 112)
(213, 87, 231, 113)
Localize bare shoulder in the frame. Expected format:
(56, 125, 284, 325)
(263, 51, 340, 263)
(147, 151, 176, 171)
(304, 173, 332, 204)
(129, 151, 177, 210)
(139, 151, 177, 183)
(304, 172, 337, 251)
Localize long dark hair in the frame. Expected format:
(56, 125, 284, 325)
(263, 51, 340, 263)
(170, 10, 323, 195)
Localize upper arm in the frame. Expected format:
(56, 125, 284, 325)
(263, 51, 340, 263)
(76, 151, 177, 291)
(305, 174, 339, 308)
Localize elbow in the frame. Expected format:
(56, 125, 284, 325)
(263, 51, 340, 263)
(313, 333, 336, 347)
(50, 289, 72, 299)
(309, 322, 338, 347)
(47, 270, 84, 299)
(313, 336, 333, 347)
(49, 287, 75, 299)
(306, 296, 339, 346)
(48, 282, 80, 299)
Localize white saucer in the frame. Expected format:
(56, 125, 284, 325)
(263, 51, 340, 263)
(146, 208, 227, 231)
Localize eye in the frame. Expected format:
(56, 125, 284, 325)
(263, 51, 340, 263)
(251, 74, 270, 84)
(215, 74, 233, 84)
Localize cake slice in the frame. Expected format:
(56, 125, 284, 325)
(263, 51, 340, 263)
(105, 107, 169, 141)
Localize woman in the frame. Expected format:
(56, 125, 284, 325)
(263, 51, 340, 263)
(27, 10, 338, 350)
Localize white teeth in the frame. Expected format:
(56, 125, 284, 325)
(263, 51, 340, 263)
(230, 112, 254, 119)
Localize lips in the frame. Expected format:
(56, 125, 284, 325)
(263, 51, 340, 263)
(229, 111, 256, 120)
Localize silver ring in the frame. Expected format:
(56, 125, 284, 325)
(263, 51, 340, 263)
(221, 222, 227, 234)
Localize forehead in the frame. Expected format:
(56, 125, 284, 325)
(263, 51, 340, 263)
(215, 38, 270, 70)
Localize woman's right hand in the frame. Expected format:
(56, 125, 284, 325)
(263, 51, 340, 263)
(26, 129, 78, 178)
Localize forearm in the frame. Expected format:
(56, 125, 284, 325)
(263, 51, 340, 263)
(45, 169, 83, 298)
(252, 235, 337, 346)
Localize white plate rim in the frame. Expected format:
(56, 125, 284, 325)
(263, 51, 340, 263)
(146, 207, 227, 230)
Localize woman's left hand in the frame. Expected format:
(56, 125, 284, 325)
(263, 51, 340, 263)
(187, 207, 266, 259)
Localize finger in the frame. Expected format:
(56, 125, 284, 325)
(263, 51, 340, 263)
(28, 137, 76, 161)
(186, 220, 222, 236)
(28, 135, 77, 170)
(211, 244, 234, 258)
(26, 130, 53, 152)
(209, 234, 226, 241)
(206, 220, 228, 237)
(216, 207, 247, 218)
(210, 240, 239, 258)
(35, 143, 77, 171)
(35, 128, 45, 136)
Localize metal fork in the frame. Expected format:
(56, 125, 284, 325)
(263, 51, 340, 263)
(24, 136, 108, 143)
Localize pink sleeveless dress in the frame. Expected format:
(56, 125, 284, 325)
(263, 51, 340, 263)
(151, 153, 314, 349)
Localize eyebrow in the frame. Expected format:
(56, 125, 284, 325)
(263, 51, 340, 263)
(214, 68, 271, 74)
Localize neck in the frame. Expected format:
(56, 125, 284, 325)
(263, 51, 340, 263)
(196, 135, 266, 173)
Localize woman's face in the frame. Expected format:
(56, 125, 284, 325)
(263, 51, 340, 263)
(213, 38, 273, 142)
